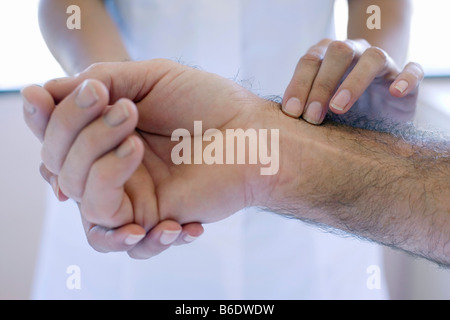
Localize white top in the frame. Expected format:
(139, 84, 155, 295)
(32, 0, 388, 299)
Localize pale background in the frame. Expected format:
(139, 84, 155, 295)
(0, 0, 449, 299)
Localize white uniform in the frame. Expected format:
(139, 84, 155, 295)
(32, 0, 388, 299)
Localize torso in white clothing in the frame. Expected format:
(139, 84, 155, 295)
(32, 0, 388, 299)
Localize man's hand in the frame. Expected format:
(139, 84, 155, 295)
(282, 38, 424, 124)
(23, 59, 449, 266)
(22, 59, 278, 259)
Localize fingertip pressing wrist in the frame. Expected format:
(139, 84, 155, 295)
(282, 97, 303, 118)
(245, 100, 309, 209)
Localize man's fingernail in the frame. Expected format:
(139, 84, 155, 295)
(282, 97, 302, 117)
(394, 80, 409, 94)
(303, 101, 323, 125)
(331, 89, 351, 111)
(49, 176, 58, 198)
(104, 102, 129, 127)
(20, 89, 37, 114)
(124, 234, 146, 246)
(49, 175, 66, 201)
(76, 80, 99, 108)
(23, 97, 36, 115)
(160, 229, 181, 245)
(116, 137, 136, 158)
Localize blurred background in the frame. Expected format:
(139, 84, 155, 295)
(0, 0, 449, 299)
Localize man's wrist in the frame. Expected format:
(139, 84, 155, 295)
(243, 100, 314, 210)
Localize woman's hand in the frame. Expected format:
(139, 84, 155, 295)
(282, 38, 424, 124)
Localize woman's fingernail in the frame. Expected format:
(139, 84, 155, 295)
(159, 229, 181, 245)
(124, 234, 146, 246)
(76, 80, 99, 108)
(282, 97, 302, 117)
(116, 137, 136, 158)
(331, 89, 351, 111)
(303, 101, 323, 125)
(394, 80, 409, 93)
(104, 102, 129, 127)
(183, 234, 198, 243)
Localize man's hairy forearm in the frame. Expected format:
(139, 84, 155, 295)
(264, 105, 450, 267)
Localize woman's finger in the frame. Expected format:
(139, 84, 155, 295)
(329, 46, 399, 114)
(389, 62, 424, 98)
(282, 38, 332, 118)
(301, 40, 361, 124)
